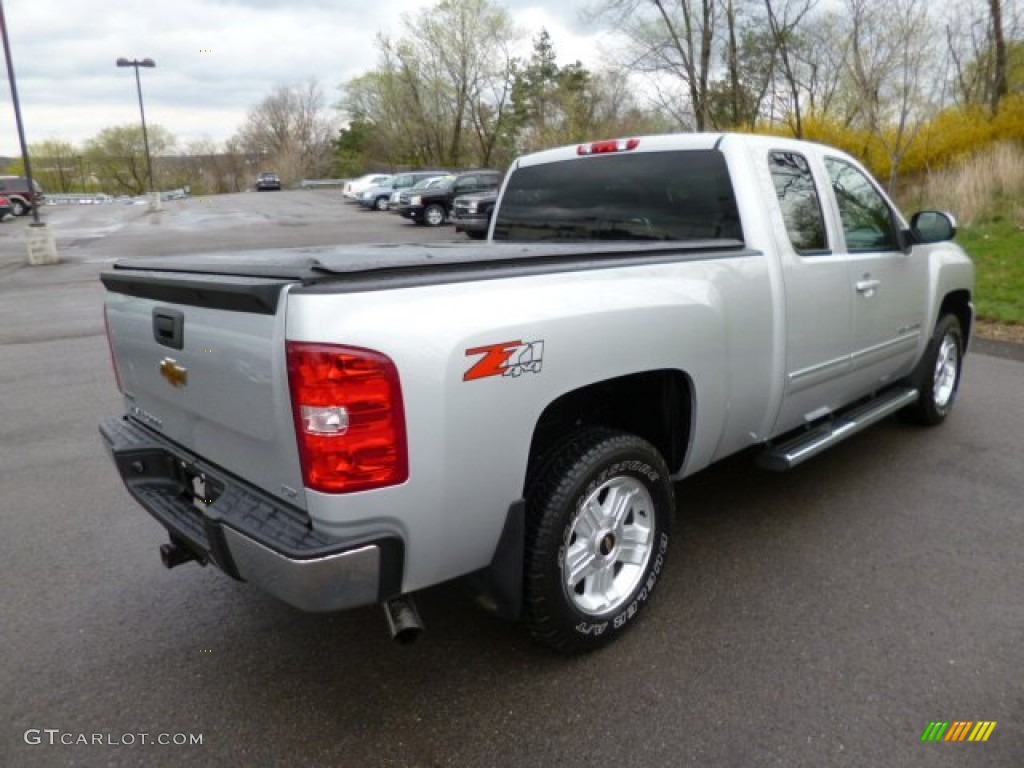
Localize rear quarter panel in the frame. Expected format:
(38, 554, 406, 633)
(287, 254, 774, 591)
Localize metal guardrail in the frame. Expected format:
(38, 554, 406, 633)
(299, 179, 349, 189)
(44, 189, 190, 205)
(45, 193, 116, 205)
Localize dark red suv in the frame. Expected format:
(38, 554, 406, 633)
(0, 176, 45, 216)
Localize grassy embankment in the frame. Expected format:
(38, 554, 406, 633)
(901, 142, 1024, 333)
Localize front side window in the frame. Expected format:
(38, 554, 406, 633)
(492, 150, 742, 243)
(769, 151, 827, 253)
(824, 157, 898, 251)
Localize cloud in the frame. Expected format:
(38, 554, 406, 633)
(0, 0, 611, 157)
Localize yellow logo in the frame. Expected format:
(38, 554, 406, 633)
(159, 358, 188, 388)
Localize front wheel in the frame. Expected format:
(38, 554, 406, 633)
(905, 314, 964, 425)
(423, 204, 446, 227)
(374, 196, 389, 211)
(525, 428, 673, 654)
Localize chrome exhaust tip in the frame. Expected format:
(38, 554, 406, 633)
(383, 595, 424, 644)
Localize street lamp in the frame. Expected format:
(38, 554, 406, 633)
(1, 0, 58, 264)
(115, 56, 158, 209)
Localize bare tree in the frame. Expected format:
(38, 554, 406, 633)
(598, 0, 720, 130)
(763, 0, 818, 137)
(235, 81, 337, 183)
(722, 0, 744, 127)
(843, 0, 939, 188)
(989, 0, 1008, 111)
(799, 11, 852, 121)
(945, 0, 997, 107)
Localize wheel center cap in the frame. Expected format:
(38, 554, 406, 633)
(598, 532, 616, 556)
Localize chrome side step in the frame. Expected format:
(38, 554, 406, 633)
(758, 387, 919, 471)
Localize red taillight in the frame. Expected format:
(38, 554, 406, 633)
(286, 342, 408, 494)
(103, 303, 123, 392)
(577, 138, 640, 155)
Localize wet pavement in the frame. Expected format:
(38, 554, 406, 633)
(1, 194, 1022, 767)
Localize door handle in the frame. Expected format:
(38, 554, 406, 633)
(856, 278, 881, 296)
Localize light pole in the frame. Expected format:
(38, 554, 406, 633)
(115, 56, 159, 209)
(1, 0, 58, 264)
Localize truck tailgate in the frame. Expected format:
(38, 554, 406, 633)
(101, 269, 306, 508)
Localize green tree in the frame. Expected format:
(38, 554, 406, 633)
(5, 140, 82, 192)
(339, 0, 520, 169)
(510, 30, 593, 152)
(508, 30, 671, 154)
(83, 124, 176, 195)
(333, 116, 377, 176)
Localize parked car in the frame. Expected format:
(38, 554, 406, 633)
(255, 172, 281, 191)
(357, 171, 451, 211)
(0, 175, 45, 216)
(342, 173, 393, 200)
(452, 189, 499, 239)
(392, 175, 452, 214)
(0, 195, 11, 220)
(397, 170, 501, 226)
(388, 175, 448, 212)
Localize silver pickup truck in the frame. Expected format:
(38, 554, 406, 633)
(99, 133, 973, 653)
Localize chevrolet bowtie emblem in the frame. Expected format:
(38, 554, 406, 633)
(159, 357, 188, 388)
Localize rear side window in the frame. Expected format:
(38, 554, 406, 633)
(492, 150, 742, 242)
(768, 151, 827, 253)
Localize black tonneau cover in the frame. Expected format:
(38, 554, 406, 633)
(102, 240, 755, 312)
(111, 239, 748, 279)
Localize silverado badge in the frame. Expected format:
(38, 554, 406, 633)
(159, 357, 188, 388)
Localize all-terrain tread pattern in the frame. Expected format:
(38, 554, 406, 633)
(523, 427, 673, 653)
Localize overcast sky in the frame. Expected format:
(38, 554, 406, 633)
(0, 0, 616, 157)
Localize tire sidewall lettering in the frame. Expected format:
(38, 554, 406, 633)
(610, 532, 669, 631)
(526, 430, 674, 652)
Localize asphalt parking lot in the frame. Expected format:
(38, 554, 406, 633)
(1, 191, 1022, 767)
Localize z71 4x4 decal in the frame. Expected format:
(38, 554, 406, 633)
(464, 340, 545, 381)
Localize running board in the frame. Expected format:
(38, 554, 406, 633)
(758, 387, 919, 471)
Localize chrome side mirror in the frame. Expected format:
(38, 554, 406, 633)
(910, 210, 957, 243)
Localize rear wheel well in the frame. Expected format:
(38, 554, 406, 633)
(525, 370, 692, 492)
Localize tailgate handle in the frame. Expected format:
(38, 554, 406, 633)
(152, 308, 184, 350)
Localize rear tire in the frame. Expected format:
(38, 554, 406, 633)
(524, 428, 673, 654)
(904, 314, 964, 426)
(11, 199, 27, 216)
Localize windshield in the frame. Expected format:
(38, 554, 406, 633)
(411, 175, 451, 191)
(492, 150, 742, 243)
